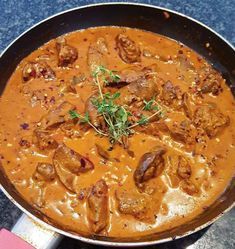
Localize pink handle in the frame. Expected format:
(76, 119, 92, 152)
(0, 229, 35, 249)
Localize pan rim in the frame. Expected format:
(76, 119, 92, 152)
(0, 2, 234, 247)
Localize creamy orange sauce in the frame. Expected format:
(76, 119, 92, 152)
(0, 27, 235, 237)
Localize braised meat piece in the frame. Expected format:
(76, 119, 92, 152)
(117, 74, 160, 105)
(116, 34, 141, 63)
(134, 147, 166, 189)
(33, 129, 58, 150)
(197, 66, 223, 95)
(136, 120, 169, 138)
(56, 37, 78, 67)
(115, 190, 155, 223)
(22, 61, 55, 81)
(166, 155, 181, 188)
(53, 144, 94, 175)
(177, 156, 192, 179)
(84, 93, 100, 127)
(160, 81, 182, 108)
(182, 92, 193, 119)
(53, 144, 94, 193)
(166, 155, 198, 196)
(54, 161, 77, 193)
(87, 179, 109, 233)
(95, 144, 110, 160)
(40, 101, 76, 130)
(180, 179, 199, 196)
(106, 66, 143, 88)
(176, 53, 195, 71)
(194, 104, 230, 138)
(88, 37, 108, 73)
(106, 64, 159, 88)
(33, 163, 56, 182)
(169, 120, 196, 146)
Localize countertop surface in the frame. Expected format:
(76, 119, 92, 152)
(0, 1, 234, 249)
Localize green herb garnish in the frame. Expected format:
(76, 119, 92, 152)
(69, 110, 107, 136)
(137, 115, 149, 125)
(69, 66, 164, 145)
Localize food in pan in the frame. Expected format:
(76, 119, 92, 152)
(0, 27, 234, 237)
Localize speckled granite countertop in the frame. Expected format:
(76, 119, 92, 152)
(0, 1, 234, 248)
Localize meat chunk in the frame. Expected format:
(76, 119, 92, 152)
(33, 102, 75, 150)
(177, 156, 192, 179)
(169, 120, 196, 146)
(176, 53, 195, 71)
(115, 190, 155, 223)
(88, 37, 108, 73)
(95, 144, 110, 160)
(117, 74, 160, 105)
(33, 129, 58, 150)
(54, 161, 77, 193)
(134, 147, 166, 190)
(33, 163, 56, 182)
(166, 155, 192, 188)
(136, 120, 169, 138)
(116, 34, 141, 63)
(197, 66, 223, 95)
(56, 37, 78, 67)
(40, 101, 76, 130)
(53, 144, 94, 175)
(193, 104, 230, 138)
(22, 62, 55, 81)
(180, 179, 199, 196)
(87, 179, 109, 233)
(106, 66, 143, 88)
(160, 81, 182, 108)
(182, 92, 193, 119)
(106, 64, 159, 88)
(84, 93, 100, 127)
(166, 155, 181, 188)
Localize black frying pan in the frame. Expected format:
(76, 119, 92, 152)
(0, 3, 234, 247)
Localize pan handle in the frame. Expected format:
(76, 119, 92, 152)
(10, 213, 63, 249)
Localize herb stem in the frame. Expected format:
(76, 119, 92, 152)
(95, 74, 104, 100)
(88, 121, 108, 137)
(129, 109, 162, 129)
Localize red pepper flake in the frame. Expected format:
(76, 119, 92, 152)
(19, 139, 31, 148)
(50, 96, 56, 104)
(20, 123, 29, 130)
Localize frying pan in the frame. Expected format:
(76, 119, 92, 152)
(0, 2, 234, 248)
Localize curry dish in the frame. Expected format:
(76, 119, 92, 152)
(0, 27, 234, 237)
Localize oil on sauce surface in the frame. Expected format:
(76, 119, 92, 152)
(0, 27, 234, 237)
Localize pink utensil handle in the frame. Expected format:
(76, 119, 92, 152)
(0, 229, 35, 249)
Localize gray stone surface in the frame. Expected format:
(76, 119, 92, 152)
(0, 1, 234, 248)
